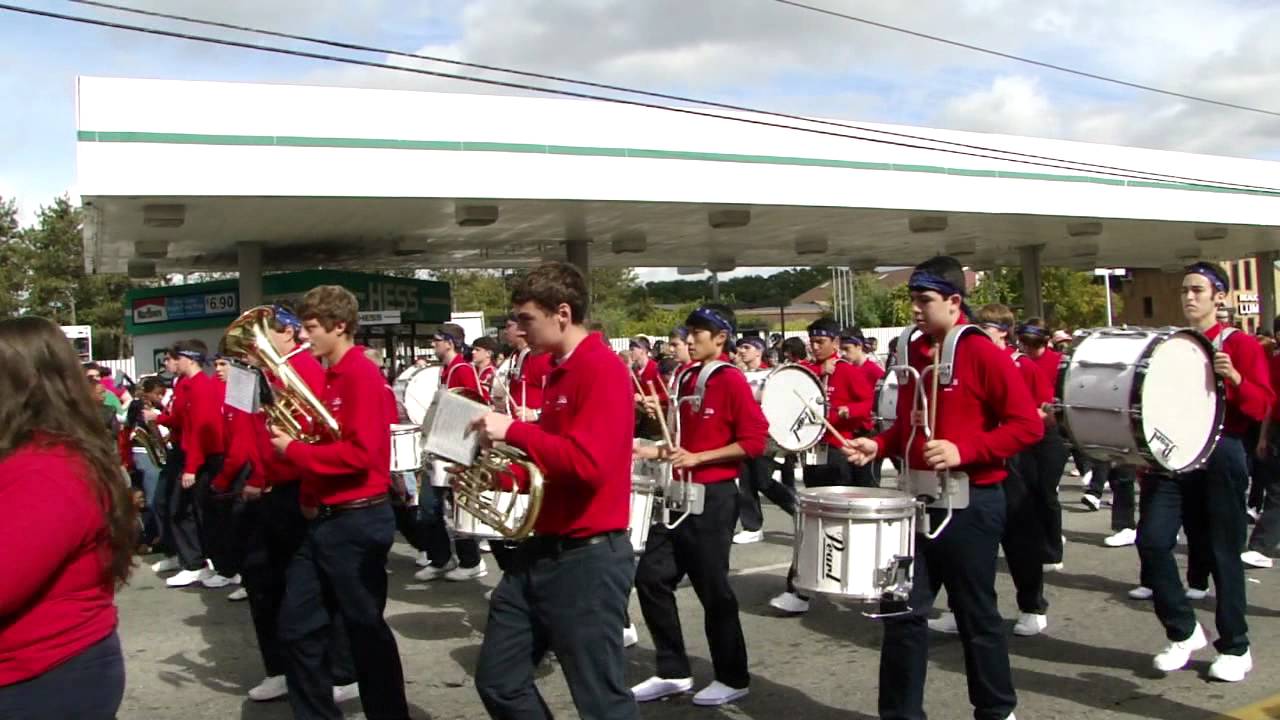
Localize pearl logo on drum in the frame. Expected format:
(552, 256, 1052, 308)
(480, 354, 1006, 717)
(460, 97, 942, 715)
(823, 527, 845, 584)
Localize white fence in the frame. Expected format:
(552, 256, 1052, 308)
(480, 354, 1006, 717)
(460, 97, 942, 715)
(610, 326, 909, 363)
(97, 358, 139, 381)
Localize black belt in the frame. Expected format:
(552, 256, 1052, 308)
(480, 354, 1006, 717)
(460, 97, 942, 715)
(524, 530, 625, 555)
(317, 493, 389, 518)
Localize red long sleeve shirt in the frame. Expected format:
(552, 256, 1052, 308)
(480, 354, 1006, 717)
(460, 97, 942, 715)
(1206, 324, 1274, 437)
(1006, 347, 1047, 402)
(254, 349, 328, 492)
(213, 403, 262, 493)
(823, 358, 875, 443)
(155, 376, 188, 448)
(860, 358, 886, 387)
(0, 441, 116, 686)
(675, 362, 770, 484)
(509, 349, 551, 411)
(876, 323, 1044, 486)
(637, 358, 671, 407)
(477, 365, 496, 404)
(504, 332, 632, 538)
(1024, 347, 1062, 405)
(284, 345, 394, 506)
(181, 371, 225, 474)
(443, 352, 483, 397)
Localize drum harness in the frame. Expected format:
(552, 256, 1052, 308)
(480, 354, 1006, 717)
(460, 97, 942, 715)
(655, 360, 742, 529)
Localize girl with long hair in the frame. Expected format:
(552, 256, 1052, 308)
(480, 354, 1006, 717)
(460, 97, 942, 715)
(0, 316, 136, 719)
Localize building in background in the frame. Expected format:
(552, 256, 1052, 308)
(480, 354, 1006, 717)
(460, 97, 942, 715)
(1116, 258, 1276, 334)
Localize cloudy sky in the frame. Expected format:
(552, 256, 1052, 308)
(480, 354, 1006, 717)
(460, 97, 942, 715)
(2, 0, 1277, 281)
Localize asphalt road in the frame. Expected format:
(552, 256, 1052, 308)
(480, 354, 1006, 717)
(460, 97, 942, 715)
(117, 475, 1280, 719)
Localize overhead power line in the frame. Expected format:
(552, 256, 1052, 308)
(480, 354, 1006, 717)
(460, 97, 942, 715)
(769, 0, 1280, 120)
(2, 1, 1276, 193)
(62, 0, 1280, 193)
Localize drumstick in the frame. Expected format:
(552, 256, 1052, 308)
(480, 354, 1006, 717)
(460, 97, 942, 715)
(928, 341, 941, 439)
(630, 369, 646, 396)
(646, 380, 676, 449)
(792, 388, 850, 448)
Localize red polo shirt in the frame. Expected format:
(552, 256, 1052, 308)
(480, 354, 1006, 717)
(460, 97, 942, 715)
(860, 358, 886, 387)
(181, 371, 225, 474)
(675, 361, 769, 484)
(508, 348, 551, 412)
(876, 321, 1043, 486)
(1024, 347, 1061, 405)
(254, 349, 327, 491)
(1006, 346, 1046, 401)
(504, 332, 632, 538)
(477, 365, 496, 404)
(1206, 324, 1274, 437)
(637, 358, 670, 407)
(443, 352, 482, 397)
(823, 358, 875, 443)
(155, 375, 188, 449)
(285, 345, 394, 506)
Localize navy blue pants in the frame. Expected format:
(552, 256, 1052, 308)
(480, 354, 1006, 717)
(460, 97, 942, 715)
(1136, 436, 1250, 655)
(0, 631, 124, 720)
(738, 455, 796, 532)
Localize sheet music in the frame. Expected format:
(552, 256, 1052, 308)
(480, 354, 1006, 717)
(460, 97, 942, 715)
(224, 364, 260, 413)
(422, 390, 491, 465)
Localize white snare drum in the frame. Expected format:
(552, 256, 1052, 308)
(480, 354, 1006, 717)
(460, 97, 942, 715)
(794, 487, 916, 601)
(1057, 327, 1223, 473)
(452, 490, 530, 539)
(390, 424, 422, 472)
(743, 365, 827, 453)
(874, 371, 900, 433)
(629, 475, 657, 553)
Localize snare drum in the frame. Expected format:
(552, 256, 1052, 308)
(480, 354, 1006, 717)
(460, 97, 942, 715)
(390, 424, 422, 472)
(743, 365, 827, 454)
(452, 490, 530, 539)
(629, 475, 657, 553)
(1057, 327, 1223, 473)
(793, 487, 916, 601)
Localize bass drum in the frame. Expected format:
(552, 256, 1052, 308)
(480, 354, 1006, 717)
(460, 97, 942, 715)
(1057, 326, 1223, 473)
(873, 371, 900, 434)
(399, 365, 442, 426)
(742, 365, 827, 454)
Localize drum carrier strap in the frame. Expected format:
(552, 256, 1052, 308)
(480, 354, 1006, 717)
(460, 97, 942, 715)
(1213, 326, 1237, 352)
(678, 360, 737, 412)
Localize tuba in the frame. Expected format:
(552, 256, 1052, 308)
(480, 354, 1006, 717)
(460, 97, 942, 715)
(452, 444, 545, 539)
(131, 422, 167, 467)
(220, 306, 340, 443)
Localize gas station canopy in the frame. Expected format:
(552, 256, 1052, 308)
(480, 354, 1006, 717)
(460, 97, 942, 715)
(76, 76, 1280, 276)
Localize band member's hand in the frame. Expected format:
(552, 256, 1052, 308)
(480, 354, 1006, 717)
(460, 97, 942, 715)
(241, 485, 263, 502)
(633, 443, 662, 460)
(922, 440, 961, 470)
(269, 425, 293, 455)
(512, 405, 536, 423)
(301, 505, 318, 520)
(1213, 352, 1241, 385)
(670, 448, 703, 469)
(181, 472, 196, 489)
(841, 437, 879, 465)
(143, 408, 160, 423)
(1257, 437, 1269, 460)
(837, 406, 851, 420)
(641, 395, 661, 418)
(472, 412, 514, 443)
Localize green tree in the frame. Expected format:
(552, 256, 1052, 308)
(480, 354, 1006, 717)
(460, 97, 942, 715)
(0, 197, 27, 318)
(970, 266, 1120, 329)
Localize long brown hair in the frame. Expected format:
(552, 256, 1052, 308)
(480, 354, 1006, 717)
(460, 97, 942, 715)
(0, 317, 136, 587)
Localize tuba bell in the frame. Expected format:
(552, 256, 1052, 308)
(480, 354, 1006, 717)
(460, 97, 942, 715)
(452, 444, 545, 539)
(220, 306, 340, 443)
(130, 422, 167, 467)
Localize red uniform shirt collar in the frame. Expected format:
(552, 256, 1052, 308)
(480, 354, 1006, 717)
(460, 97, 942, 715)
(1204, 323, 1228, 341)
(328, 345, 367, 376)
(550, 331, 608, 373)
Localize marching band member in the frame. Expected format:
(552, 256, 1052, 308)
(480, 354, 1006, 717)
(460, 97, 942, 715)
(807, 317, 875, 487)
(200, 356, 246, 591)
(842, 255, 1043, 720)
(126, 376, 167, 551)
(502, 313, 551, 422)
(841, 331, 885, 388)
(631, 336, 671, 439)
(472, 336, 499, 404)
(416, 322, 487, 582)
(632, 303, 769, 707)
(667, 328, 696, 393)
(164, 340, 225, 589)
(470, 262, 638, 719)
(148, 348, 189, 575)
(733, 335, 795, 545)
(1016, 318, 1068, 572)
(269, 286, 409, 720)
(1135, 262, 1273, 682)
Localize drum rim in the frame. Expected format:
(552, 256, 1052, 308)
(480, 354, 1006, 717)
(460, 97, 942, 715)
(1057, 326, 1225, 474)
(796, 486, 917, 517)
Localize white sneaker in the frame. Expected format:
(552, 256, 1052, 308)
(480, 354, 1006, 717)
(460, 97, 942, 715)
(632, 676, 693, 702)
(1071, 466, 1083, 478)
(1043, 562, 1064, 573)
(1247, 507, 1262, 523)
(928, 612, 959, 634)
(227, 587, 248, 601)
(478, 540, 492, 553)
(1208, 649, 1253, 682)
(247, 674, 288, 701)
(623, 624, 639, 648)
(1013, 613, 1047, 637)
(415, 551, 431, 568)
(413, 558, 458, 581)
(1080, 494, 1101, 511)
(1078, 469, 1091, 486)
(333, 682, 360, 703)
(1105, 528, 1137, 547)
(166, 567, 212, 588)
(1153, 623, 1208, 672)
(150, 556, 180, 573)
(1186, 586, 1212, 600)
(768, 591, 810, 614)
(733, 530, 764, 545)
(1128, 586, 1153, 600)
(444, 561, 488, 581)
(202, 572, 241, 589)
(1242, 550, 1274, 569)
(692, 680, 749, 706)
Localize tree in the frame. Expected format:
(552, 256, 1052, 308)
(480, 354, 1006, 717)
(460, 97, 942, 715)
(970, 266, 1120, 329)
(0, 197, 26, 318)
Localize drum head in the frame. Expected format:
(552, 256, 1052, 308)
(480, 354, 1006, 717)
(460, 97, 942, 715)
(758, 365, 826, 453)
(403, 367, 442, 425)
(1140, 332, 1221, 472)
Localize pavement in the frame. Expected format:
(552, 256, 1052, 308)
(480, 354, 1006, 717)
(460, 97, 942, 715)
(118, 474, 1280, 719)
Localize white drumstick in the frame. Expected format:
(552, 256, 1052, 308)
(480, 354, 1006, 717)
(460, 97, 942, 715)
(792, 388, 849, 447)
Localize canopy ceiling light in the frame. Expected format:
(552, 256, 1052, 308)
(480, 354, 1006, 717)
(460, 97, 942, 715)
(142, 204, 185, 228)
(1066, 221, 1104, 237)
(908, 215, 948, 233)
(610, 231, 647, 254)
(393, 237, 431, 256)
(1195, 226, 1229, 242)
(1071, 240, 1100, 257)
(707, 256, 737, 273)
(1176, 247, 1202, 262)
(794, 234, 829, 255)
(850, 257, 878, 272)
(942, 237, 976, 257)
(133, 239, 169, 259)
(127, 258, 157, 279)
(708, 209, 751, 229)
(676, 266, 705, 276)
(455, 204, 500, 227)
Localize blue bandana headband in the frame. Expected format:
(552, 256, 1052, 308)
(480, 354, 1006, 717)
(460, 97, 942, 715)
(1016, 325, 1048, 338)
(272, 305, 302, 332)
(809, 327, 840, 339)
(687, 307, 734, 335)
(176, 349, 206, 363)
(740, 336, 767, 352)
(1185, 262, 1227, 293)
(669, 327, 689, 341)
(980, 321, 1010, 331)
(908, 270, 964, 298)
